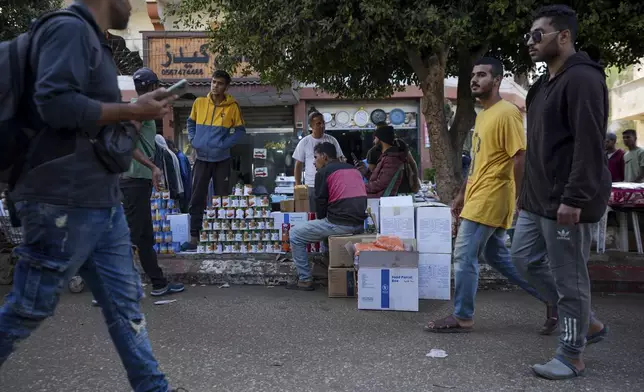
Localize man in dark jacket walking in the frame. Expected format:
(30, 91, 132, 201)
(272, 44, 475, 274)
(0, 1, 183, 390)
(512, 4, 610, 380)
(365, 126, 407, 198)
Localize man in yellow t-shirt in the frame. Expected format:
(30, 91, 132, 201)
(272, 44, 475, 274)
(425, 57, 551, 333)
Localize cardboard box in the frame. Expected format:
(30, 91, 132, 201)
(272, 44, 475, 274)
(415, 202, 452, 254)
(280, 199, 294, 212)
(357, 250, 419, 312)
(379, 196, 415, 240)
(167, 214, 190, 244)
(418, 253, 451, 300)
(295, 199, 310, 212)
(328, 234, 378, 268)
(328, 267, 357, 298)
(294, 186, 309, 201)
(271, 212, 309, 238)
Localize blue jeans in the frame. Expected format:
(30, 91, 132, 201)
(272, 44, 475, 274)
(453, 219, 548, 320)
(290, 218, 363, 281)
(0, 202, 169, 391)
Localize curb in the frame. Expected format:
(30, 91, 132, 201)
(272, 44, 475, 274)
(149, 251, 644, 293)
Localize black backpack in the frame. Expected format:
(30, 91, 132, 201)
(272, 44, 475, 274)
(0, 10, 93, 187)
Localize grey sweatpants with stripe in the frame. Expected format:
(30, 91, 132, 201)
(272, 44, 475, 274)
(511, 210, 596, 360)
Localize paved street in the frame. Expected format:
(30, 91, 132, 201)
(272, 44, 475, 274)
(0, 286, 642, 392)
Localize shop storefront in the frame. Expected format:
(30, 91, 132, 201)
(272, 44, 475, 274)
(304, 100, 422, 166)
(142, 31, 300, 194)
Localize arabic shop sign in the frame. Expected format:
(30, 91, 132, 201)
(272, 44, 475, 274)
(147, 37, 215, 79)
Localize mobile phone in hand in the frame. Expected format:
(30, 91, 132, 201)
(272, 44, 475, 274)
(157, 79, 187, 100)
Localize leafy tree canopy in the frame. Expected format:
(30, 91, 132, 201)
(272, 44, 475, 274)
(0, 0, 64, 41)
(168, 0, 644, 200)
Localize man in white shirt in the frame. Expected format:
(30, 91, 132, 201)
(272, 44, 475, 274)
(293, 112, 345, 210)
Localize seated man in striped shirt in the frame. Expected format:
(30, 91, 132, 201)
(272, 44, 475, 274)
(288, 142, 367, 291)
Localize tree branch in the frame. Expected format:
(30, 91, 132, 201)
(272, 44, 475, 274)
(449, 44, 488, 150)
(406, 48, 429, 82)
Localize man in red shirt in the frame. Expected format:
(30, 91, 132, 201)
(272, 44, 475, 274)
(605, 133, 624, 182)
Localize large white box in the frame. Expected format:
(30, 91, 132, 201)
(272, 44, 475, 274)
(415, 202, 452, 254)
(357, 250, 419, 312)
(271, 212, 309, 238)
(379, 196, 415, 240)
(418, 253, 451, 300)
(167, 214, 190, 244)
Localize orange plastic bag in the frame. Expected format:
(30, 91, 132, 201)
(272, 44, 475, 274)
(373, 235, 405, 251)
(353, 242, 385, 256)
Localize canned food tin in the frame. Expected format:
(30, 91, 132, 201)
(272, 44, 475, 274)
(212, 220, 221, 230)
(257, 220, 266, 230)
(248, 196, 257, 207)
(209, 232, 217, 242)
(231, 220, 240, 230)
(200, 231, 209, 242)
(218, 231, 226, 241)
(234, 231, 243, 242)
(212, 196, 222, 208)
(231, 196, 239, 208)
(222, 196, 231, 208)
(221, 220, 231, 230)
(206, 242, 215, 254)
(155, 232, 163, 244)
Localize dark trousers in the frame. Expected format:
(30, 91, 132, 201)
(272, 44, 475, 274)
(189, 159, 231, 237)
(121, 178, 167, 289)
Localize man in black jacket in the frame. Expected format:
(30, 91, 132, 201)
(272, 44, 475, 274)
(0, 1, 182, 390)
(288, 142, 366, 291)
(512, 4, 610, 380)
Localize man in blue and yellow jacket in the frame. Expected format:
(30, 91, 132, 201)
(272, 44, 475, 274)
(182, 70, 246, 251)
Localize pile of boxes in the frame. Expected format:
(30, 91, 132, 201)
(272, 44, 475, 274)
(326, 195, 453, 313)
(279, 185, 310, 213)
(195, 188, 282, 254)
(150, 192, 182, 254)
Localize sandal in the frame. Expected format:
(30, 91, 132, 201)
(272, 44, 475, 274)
(540, 304, 558, 335)
(532, 355, 585, 380)
(586, 325, 609, 345)
(424, 315, 473, 333)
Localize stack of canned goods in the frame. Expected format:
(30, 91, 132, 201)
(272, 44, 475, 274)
(150, 191, 182, 254)
(196, 194, 282, 254)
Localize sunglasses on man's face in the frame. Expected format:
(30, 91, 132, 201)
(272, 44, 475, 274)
(523, 30, 560, 45)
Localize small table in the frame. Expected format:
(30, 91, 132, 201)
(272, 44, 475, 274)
(597, 183, 644, 254)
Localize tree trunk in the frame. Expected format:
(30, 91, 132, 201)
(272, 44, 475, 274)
(418, 49, 461, 203)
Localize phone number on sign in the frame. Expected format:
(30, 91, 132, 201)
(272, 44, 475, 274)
(160, 69, 204, 76)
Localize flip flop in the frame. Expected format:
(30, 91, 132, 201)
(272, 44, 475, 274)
(586, 325, 609, 345)
(424, 315, 473, 333)
(532, 355, 585, 380)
